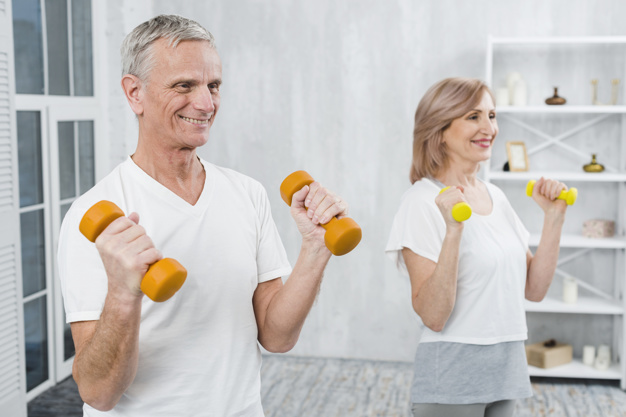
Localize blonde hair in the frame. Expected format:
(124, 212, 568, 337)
(410, 77, 494, 184)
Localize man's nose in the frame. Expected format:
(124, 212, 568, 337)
(194, 86, 216, 113)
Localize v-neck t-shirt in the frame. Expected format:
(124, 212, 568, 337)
(58, 156, 292, 416)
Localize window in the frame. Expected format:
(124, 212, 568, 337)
(12, 0, 97, 398)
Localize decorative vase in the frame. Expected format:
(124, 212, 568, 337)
(583, 154, 605, 172)
(545, 87, 566, 105)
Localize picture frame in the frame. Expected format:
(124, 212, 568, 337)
(506, 141, 529, 172)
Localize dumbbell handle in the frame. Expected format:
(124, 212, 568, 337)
(79, 200, 187, 302)
(526, 180, 577, 205)
(439, 187, 472, 222)
(280, 171, 362, 256)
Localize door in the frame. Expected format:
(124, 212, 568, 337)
(48, 106, 98, 380)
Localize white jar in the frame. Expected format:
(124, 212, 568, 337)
(563, 276, 578, 304)
(582, 345, 595, 366)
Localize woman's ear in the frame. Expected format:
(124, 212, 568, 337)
(121, 74, 144, 116)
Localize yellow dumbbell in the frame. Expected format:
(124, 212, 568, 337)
(525, 180, 577, 205)
(439, 187, 472, 222)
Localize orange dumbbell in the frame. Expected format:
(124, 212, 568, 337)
(79, 200, 187, 302)
(280, 171, 362, 256)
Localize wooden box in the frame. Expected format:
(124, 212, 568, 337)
(525, 340, 573, 369)
(582, 219, 615, 238)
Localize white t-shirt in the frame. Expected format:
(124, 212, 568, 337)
(57, 157, 293, 417)
(385, 178, 530, 345)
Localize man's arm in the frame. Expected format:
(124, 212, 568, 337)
(70, 212, 161, 410)
(252, 182, 344, 352)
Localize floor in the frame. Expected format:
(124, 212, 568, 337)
(27, 355, 626, 417)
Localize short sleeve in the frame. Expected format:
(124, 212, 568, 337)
(252, 184, 292, 283)
(385, 181, 446, 276)
(57, 198, 109, 323)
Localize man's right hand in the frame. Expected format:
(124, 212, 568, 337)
(94, 212, 162, 301)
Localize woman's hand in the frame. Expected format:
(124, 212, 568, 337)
(435, 186, 466, 229)
(530, 177, 568, 216)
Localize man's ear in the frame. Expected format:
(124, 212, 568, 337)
(121, 74, 144, 116)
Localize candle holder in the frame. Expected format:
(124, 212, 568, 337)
(582, 345, 596, 366)
(563, 276, 578, 304)
(591, 78, 620, 105)
(594, 345, 611, 371)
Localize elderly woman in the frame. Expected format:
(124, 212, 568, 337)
(386, 77, 569, 417)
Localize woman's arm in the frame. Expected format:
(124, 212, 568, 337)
(401, 186, 466, 332)
(525, 177, 567, 301)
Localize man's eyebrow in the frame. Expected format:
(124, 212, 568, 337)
(170, 78, 198, 86)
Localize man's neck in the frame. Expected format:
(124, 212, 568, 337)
(131, 144, 206, 206)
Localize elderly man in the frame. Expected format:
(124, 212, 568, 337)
(58, 14, 350, 416)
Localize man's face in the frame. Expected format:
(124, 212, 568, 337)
(139, 38, 222, 151)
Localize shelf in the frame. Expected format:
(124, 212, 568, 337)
(491, 36, 626, 45)
(487, 171, 626, 182)
(525, 296, 623, 315)
(528, 359, 622, 380)
(529, 234, 626, 249)
(497, 106, 626, 114)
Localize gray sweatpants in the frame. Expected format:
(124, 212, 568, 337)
(412, 399, 516, 417)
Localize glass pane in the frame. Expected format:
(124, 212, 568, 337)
(46, 0, 70, 96)
(21, 210, 46, 297)
(58, 121, 76, 199)
(71, 0, 94, 96)
(12, 0, 45, 94)
(24, 297, 49, 391)
(63, 311, 75, 360)
(78, 121, 95, 193)
(60, 202, 72, 223)
(17, 111, 44, 207)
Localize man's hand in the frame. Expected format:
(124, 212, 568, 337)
(94, 212, 162, 302)
(289, 182, 349, 246)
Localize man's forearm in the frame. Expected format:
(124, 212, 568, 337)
(73, 294, 142, 411)
(258, 241, 331, 352)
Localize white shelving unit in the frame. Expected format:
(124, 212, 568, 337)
(486, 36, 626, 388)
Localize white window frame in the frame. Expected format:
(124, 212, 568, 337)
(12, 0, 105, 401)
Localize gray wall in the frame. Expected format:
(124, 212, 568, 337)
(99, 0, 626, 362)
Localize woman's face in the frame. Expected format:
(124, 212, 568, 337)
(442, 91, 498, 165)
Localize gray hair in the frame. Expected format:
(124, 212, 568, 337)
(120, 14, 216, 81)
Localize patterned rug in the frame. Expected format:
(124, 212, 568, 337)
(27, 355, 626, 416)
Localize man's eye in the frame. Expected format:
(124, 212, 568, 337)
(490, 113, 496, 119)
(209, 83, 220, 91)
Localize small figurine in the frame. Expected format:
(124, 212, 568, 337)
(583, 154, 605, 173)
(545, 87, 566, 105)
